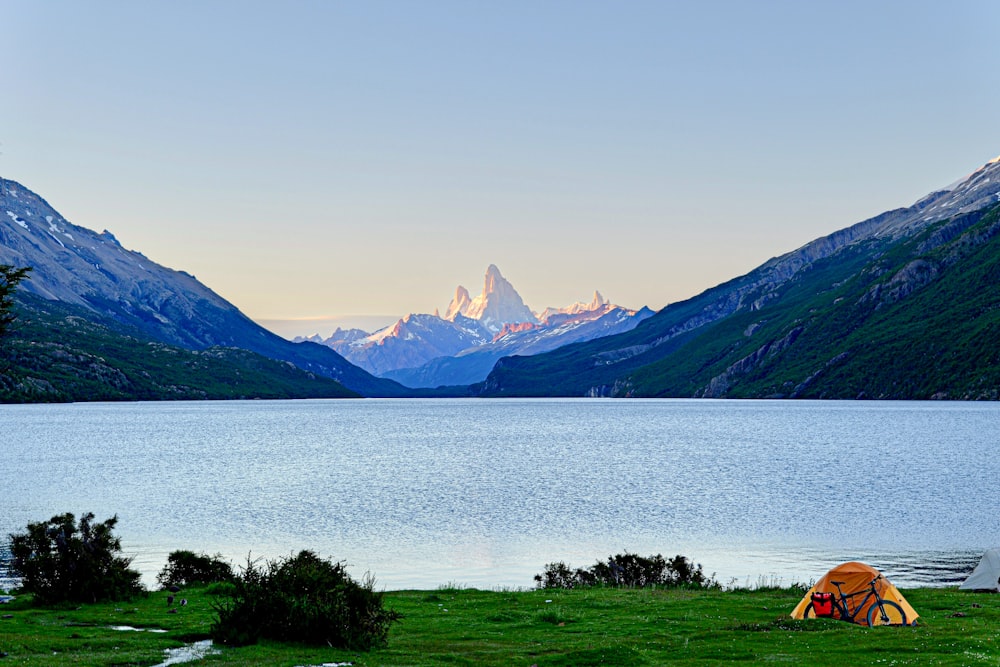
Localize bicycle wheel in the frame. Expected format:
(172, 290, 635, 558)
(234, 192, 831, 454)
(866, 600, 906, 626)
(802, 602, 816, 619)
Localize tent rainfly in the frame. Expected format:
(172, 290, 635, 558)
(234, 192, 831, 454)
(959, 549, 1000, 592)
(790, 561, 918, 626)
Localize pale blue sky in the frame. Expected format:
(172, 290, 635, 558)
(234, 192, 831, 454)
(2, 1, 998, 337)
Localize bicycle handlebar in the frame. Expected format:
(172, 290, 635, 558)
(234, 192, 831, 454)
(829, 574, 884, 599)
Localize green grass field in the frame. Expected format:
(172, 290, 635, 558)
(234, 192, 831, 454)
(2, 584, 998, 666)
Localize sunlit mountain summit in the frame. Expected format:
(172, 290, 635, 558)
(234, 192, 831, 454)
(444, 264, 537, 332)
(299, 264, 652, 386)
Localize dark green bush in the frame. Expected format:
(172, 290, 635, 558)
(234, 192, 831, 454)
(8, 512, 143, 604)
(157, 550, 234, 589)
(205, 580, 237, 596)
(535, 552, 717, 590)
(211, 550, 401, 649)
(533, 560, 582, 589)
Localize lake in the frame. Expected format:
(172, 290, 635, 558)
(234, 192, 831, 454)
(1, 398, 996, 592)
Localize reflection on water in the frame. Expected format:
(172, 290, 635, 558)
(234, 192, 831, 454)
(872, 551, 983, 587)
(698, 546, 984, 589)
(2, 399, 998, 590)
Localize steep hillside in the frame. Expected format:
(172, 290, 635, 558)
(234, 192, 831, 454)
(0, 177, 408, 397)
(1, 292, 358, 402)
(479, 157, 1000, 399)
(680, 203, 1000, 400)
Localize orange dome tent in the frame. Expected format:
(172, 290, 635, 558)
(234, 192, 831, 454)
(790, 561, 918, 626)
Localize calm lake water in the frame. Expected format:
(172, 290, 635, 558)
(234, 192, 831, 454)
(1, 399, 996, 591)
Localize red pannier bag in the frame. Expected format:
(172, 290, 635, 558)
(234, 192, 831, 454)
(811, 592, 835, 617)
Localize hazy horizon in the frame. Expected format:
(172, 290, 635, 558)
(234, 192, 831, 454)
(3, 1, 999, 339)
(259, 313, 401, 340)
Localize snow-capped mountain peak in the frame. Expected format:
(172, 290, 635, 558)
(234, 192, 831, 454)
(538, 290, 610, 322)
(311, 264, 648, 384)
(445, 264, 537, 332)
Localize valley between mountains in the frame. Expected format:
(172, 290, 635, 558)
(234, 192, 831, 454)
(294, 264, 653, 388)
(3, 154, 1000, 401)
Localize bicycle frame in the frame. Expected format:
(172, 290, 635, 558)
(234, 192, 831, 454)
(828, 581, 873, 622)
(811, 574, 907, 626)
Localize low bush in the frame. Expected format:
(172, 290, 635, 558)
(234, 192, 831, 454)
(211, 550, 401, 649)
(535, 552, 717, 590)
(204, 580, 237, 596)
(8, 512, 143, 604)
(157, 550, 234, 589)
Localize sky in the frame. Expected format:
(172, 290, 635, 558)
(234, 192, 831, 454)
(2, 1, 999, 338)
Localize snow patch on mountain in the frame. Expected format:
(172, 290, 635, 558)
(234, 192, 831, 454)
(6, 210, 28, 229)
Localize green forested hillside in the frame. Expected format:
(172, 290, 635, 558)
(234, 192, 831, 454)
(0, 293, 359, 402)
(480, 203, 1000, 399)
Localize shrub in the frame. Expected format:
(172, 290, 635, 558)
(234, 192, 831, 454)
(157, 550, 234, 589)
(205, 580, 237, 596)
(8, 512, 143, 604)
(533, 560, 586, 589)
(534, 552, 717, 590)
(211, 550, 401, 649)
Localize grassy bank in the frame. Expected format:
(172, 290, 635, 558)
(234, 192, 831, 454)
(1, 585, 998, 665)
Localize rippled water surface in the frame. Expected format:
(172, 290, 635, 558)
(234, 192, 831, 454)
(2, 399, 996, 590)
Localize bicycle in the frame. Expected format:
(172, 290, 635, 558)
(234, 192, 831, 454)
(802, 574, 908, 626)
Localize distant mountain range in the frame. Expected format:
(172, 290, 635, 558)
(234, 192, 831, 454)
(0, 178, 647, 399)
(478, 156, 1000, 399)
(5, 153, 1000, 402)
(297, 264, 653, 387)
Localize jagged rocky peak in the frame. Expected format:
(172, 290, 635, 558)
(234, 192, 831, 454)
(313, 261, 650, 384)
(445, 285, 472, 320)
(294, 327, 368, 345)
(446, 265, 537, 332)
(538, 290, 611, 322)
(482, 264, 507, 294)
(329, 327, 369, 343)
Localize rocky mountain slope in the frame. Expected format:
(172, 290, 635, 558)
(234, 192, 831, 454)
(305, 264, 652, 387)
(0, 177, 408, 397)
(1, 291, 358, 402)
(478, 155, 1000, 399)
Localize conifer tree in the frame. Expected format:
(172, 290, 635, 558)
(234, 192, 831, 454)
(0, 264, 30, 340)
